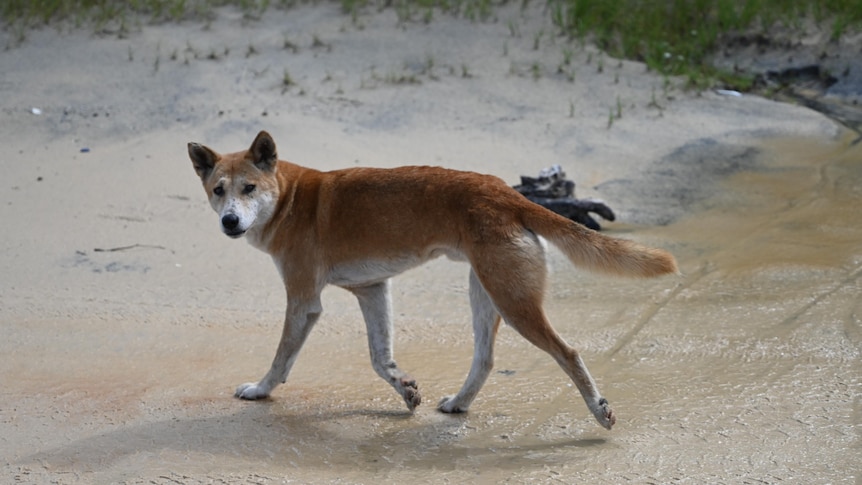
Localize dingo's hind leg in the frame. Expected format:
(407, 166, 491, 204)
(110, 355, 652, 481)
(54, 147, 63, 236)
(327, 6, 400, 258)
(472, 232, 616, 429)
(352, 280, 421, 411)
(438, 270, 501, 413)
(489, 290, 615, 429)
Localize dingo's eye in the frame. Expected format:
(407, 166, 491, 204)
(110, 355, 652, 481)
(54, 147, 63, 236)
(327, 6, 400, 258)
(243, 184, 256, 195)
(213, 186, 225, 196)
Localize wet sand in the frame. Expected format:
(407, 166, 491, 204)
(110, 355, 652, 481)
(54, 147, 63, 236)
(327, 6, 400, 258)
(1, 4, 860, 483)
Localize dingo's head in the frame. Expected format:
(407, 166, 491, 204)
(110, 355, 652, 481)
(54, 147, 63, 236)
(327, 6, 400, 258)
(188, 131, 280, 239)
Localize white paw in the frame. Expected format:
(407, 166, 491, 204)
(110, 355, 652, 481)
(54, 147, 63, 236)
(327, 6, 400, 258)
(234, 382, 270, 400)
(592, 397, 616, 430)
(437, 396, 468, 414)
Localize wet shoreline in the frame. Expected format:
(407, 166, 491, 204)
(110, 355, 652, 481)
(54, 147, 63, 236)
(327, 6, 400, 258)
(714, 27, 862, 140)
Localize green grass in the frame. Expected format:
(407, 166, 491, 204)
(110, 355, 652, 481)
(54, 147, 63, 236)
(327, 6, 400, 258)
(0, 0, 279, 27)
(4, 0, 862, 89)
(546, 0, 862, 88)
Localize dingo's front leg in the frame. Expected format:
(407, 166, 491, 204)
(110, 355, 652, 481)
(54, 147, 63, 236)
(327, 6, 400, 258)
(351, 280, 421, 411)
(235, 298, 323, 400)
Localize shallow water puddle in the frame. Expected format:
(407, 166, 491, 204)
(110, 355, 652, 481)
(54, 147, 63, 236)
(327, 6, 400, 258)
(667, 134, 862, 273)
(571, 133, 862, 481)
(397, 133, 862, 481)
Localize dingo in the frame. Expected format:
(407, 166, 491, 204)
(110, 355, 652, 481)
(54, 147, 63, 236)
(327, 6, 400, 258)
(187, 131, 677, 429)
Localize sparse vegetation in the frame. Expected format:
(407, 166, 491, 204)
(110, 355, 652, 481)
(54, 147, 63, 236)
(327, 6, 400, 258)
(547, 0, 862, 89)
(1, 0, 267, 27)
(3, 0, 861, 90)
(281, 68, 296, 88)
(530, 62, 541, 80)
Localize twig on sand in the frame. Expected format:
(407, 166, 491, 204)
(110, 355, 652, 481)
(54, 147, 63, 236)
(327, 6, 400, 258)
(93, 244, 167, 252)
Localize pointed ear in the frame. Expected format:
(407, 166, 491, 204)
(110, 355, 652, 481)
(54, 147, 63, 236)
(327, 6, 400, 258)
(188, 142, 218, 180)
(250, 130, 277, 172)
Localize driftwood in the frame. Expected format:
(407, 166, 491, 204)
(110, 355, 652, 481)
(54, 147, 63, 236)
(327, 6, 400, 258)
(513, 165, 615, 231)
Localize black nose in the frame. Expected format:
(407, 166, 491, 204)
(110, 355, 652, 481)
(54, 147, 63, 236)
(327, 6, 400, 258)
(222, 214, 240, 230)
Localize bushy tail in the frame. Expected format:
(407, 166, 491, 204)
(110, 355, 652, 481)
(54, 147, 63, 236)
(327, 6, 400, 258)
(523, 204, 678, 278)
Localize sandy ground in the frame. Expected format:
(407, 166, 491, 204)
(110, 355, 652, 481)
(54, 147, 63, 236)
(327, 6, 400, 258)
(1, 4, 860, 484)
